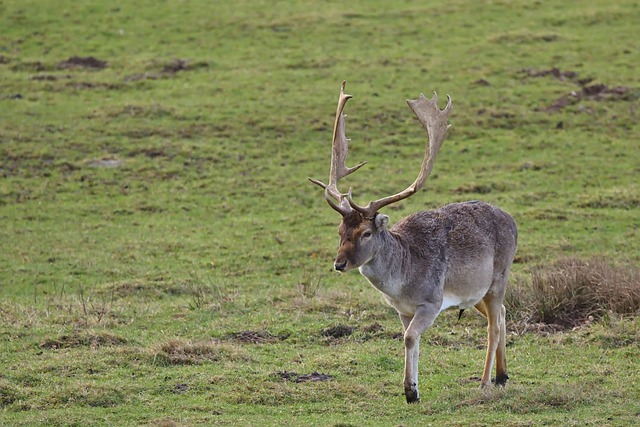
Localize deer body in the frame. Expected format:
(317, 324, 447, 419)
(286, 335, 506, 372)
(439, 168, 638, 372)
(357, 202, 517, 316)
(310, 82, 517, 403)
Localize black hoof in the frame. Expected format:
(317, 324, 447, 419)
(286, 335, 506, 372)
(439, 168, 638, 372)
(405, 389, 420, 404)
(495, 373, 509, 387)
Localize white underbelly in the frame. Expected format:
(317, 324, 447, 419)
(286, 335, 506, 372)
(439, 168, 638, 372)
(439, 292, 482, 313)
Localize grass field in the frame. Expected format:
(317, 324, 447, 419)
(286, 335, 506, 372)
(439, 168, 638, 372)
(1, 0, 639, 425)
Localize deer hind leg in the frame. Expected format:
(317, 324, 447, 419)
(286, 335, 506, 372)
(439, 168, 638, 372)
(476, 297, 507, 388)
(495, 303, 508, 386)
(400, 305, 439, 404)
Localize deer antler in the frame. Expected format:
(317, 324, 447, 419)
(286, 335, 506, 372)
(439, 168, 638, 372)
(348, 92, 452, 217)
(308, 81, 367, 216)
(310, 83, 452, 218)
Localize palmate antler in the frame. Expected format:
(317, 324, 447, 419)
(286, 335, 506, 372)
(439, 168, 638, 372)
(309, 81, 452, 218)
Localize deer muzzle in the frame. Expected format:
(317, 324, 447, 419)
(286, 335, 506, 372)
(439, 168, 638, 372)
(334, 259, 348, 271)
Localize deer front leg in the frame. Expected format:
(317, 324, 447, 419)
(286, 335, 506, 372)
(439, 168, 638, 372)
(400, 304, 439, 404)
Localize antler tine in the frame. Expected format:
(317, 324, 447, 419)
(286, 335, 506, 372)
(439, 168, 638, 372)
(349, 92, 452, 217)
(309, 81, 367, 215)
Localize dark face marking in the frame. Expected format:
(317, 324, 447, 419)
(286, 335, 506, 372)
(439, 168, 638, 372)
(334, 211, 376, 271)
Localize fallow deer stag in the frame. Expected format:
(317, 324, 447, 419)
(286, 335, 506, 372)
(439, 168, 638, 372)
(309, 81, 518, 403)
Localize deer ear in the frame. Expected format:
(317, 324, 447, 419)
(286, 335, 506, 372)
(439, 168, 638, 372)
(374, 214, 389, 229)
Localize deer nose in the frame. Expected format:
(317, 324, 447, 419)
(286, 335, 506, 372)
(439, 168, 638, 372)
(334, 260, 347, 271)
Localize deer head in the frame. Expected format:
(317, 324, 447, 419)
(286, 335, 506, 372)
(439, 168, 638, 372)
(309, 81, 452, 271)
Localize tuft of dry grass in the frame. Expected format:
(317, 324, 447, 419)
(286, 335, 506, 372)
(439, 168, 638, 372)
(507, 257, 640, 329)
(39, 330, 128, 350)
(0, 379, 22, 406)
(151, 338, 246, 366)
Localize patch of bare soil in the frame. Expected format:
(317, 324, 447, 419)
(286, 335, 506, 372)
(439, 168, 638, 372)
(67, 81, 122, 90)
(161, 59, 190, 74)
(473, 78, 491, 86)
(273, 371, 334, 383)
(31, 74, 71, 81)
(172, 383, 189, 394)
(57, 56, 107, 70)
(521, 67, 577, 81)
(322, 324, 354, 339)
(154, 339, 237, 365)
(455, 183, 495, 195)
(127, 147, 168, 158)
(1, 93, 22, 100)
(520, 67, 634, 111)
(229, 330, 287, 344)
(40, 331, 127, 350)
(547, 84, 633, 112)
(124, 59, 209, 81)
(362, 322, 384, 334)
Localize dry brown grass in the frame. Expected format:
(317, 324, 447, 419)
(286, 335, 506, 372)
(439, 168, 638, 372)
(507, 257, 640, 329)
(151, 338, 247, 365)
(39, 330, 128, 350)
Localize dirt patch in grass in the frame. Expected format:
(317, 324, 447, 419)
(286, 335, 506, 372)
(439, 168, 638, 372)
(322, 324, 354, 339)
(91, 103, 179, 119)
(40, 330, 128, 350)
(320, 323, 402, 343)
(160, 59, 206, 74)
(66, 81, 123, 90)
(576, 188, 640, 210)
(454, 182, 508, 195)
(127, 147, 170, 159)
(520, 67, 637, 111)
(228, 330, 287, 344)
(472, 78, 491, 86)
(490, 31, 562, 44)
(57, 56, 107, 70)
(273, 371, 334, 383)
(362, 322, 384, 334)
(124, 59, 209, 81)
(172, 383, 189, 394)
(521, 67, 578, 81)
(152, 338, 245, 365)
(0, 380, 22, 406)
(31, 74, 71, 81)
(547, 84, 634, 112)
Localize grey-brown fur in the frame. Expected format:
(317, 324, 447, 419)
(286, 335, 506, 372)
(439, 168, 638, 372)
(310, 83, 518, 403)
(336, 202, 517, 403)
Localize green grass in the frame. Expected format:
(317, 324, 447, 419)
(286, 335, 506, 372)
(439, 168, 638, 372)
(1, 0, 639, 425)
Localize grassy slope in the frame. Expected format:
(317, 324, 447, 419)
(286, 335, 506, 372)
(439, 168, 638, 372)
(1, 0, 639, 425)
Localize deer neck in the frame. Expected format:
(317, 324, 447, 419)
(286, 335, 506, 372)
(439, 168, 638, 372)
(358, 229, 406, 294)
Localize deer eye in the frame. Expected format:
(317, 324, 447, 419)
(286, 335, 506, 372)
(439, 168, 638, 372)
(362, 231, 372, 239)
